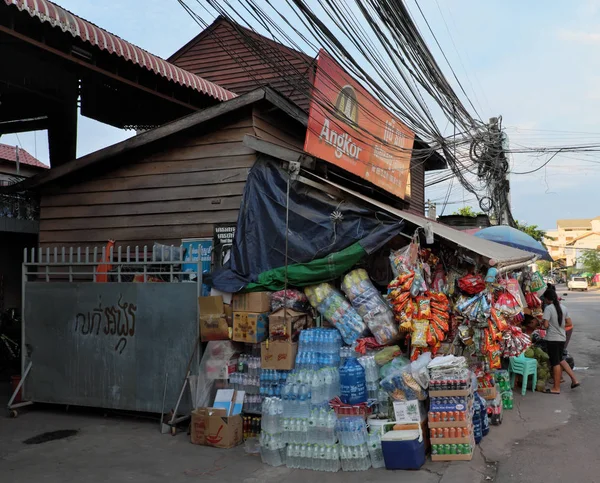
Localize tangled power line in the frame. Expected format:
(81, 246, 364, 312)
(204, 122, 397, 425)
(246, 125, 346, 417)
(178, 0, 590, 224)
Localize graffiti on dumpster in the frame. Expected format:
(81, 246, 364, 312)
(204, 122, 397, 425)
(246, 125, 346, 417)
(74, 294, 137, 354)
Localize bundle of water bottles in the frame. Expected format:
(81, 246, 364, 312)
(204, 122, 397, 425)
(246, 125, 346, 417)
(296, 328, 342, 369)
(259, 369, 288, 398)
(336, 416, 385, 470)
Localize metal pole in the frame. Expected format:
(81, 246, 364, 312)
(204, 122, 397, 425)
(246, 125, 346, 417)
(15, 146, 20, 176)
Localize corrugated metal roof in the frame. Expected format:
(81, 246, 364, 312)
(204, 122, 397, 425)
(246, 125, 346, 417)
(0, 143, 48, 169)
(304, 173, 537, 268)
(4, 0, 236, 101)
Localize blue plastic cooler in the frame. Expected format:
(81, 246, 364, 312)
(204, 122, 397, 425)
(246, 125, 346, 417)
(381, 429, 426, 470)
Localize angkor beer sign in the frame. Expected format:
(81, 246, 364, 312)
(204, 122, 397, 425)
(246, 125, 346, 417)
(304, 50, 415, 199)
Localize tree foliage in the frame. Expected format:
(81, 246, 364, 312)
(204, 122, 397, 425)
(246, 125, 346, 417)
(452, 206, 479, 218)
(514, 221, 547, 243)
(579, 250, 600, 275)
(536, 260, 552, 276)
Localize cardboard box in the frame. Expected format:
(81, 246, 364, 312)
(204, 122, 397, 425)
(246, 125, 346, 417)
(232, 312, 268, 343)
(268, 308, 312, 341)
(190, 407, 243, 448)
(199, 296, 230, 341)
(232, 292, 271, 313)
(393, 400, 426, 424)
(477, 386, 497, 400)
(261, 340, 298, 370)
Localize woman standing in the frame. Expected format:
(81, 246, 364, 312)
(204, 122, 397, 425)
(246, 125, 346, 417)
(542, 289, 580, 394)
(545, 283, 573, 348)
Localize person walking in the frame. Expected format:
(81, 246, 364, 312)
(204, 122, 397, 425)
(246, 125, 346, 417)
(541, 289, 580, 394)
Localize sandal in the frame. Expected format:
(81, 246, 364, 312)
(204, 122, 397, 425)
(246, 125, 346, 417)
(571, 383, 580, 389)
(544, 389, 560, 395)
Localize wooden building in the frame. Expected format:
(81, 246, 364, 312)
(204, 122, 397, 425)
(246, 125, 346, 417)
(15, 87, 441, 253)
(169, 16, 446, 216)
(0, 0, 234, 167)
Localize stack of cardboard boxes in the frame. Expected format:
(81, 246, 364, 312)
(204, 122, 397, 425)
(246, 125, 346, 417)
(231, 292, 271, 343)
(261, 308, 313, 371)
(198, 295, 233, 342)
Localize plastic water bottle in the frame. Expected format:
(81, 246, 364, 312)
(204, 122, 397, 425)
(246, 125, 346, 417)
(339, 358, 367, 405)
(367, 432, 385, 468)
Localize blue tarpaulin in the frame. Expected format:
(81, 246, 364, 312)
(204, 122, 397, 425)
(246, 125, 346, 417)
(211, 156, 403, 292)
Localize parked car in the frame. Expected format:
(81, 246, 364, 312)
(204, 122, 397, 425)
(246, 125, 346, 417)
(568, 277, 588, 291)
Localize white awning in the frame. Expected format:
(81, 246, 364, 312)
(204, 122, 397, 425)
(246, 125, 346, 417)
(301, 173, 537, 269)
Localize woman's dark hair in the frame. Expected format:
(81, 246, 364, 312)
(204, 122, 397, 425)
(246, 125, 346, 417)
(546, 283, 555, 292)
(543, 289, 563, 326)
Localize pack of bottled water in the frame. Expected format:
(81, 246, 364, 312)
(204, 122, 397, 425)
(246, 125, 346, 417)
(281, 379, 311, 418)
(259, 369, 288, 398)
(307, 407, 338, 445)
(282, 417, 309, 443)
(339, 444, 372, 471)
(259, 431, 287, 467)
(366, 432, 385, 469)
(261, 397, 283, 433)
(286, 443, 341, 472)
(358, 355, 380, 401)
(336, 417, 368, 446)
(296, 328, 342, 369)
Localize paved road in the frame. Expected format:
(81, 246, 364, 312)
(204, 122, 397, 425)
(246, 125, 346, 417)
(494, 286, 600, 483)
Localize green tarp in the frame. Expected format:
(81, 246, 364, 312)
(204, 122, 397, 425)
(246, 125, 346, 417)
(245, 242, 366, 292)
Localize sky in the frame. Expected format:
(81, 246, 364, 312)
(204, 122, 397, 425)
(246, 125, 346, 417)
(4, 0, 600, 230)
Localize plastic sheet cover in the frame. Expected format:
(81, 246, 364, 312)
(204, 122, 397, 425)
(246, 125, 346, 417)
(211, 156, 403, 292)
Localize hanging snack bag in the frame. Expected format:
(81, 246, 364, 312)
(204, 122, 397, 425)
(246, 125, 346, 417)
(458, 273, 486, 294)
(529, 272, 546, 293)
(305, 283, 366, 345)
(342, 269, 399, 345)
(411, 319, 429, 348)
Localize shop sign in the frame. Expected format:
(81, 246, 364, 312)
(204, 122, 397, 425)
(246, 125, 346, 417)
(304, 49, 415, 199)
(213, 223, 237, 268)
(182, 238, 212, 296)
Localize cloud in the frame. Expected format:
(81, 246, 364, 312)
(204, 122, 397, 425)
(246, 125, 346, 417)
(556, 28, 600, 44)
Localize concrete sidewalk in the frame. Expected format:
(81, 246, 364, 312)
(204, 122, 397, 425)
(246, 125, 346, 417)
(0, 380, 573, 483)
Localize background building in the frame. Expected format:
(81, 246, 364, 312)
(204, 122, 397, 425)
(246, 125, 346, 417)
(544, 217, 600, 266)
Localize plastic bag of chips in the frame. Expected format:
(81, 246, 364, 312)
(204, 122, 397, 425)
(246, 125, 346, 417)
(411, 319, 429, 347)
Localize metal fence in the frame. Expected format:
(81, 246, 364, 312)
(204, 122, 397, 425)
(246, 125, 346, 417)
(19, 244, 202, 413)
(0, 192, 39, 220)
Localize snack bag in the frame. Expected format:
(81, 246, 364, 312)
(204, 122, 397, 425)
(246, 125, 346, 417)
(458, 273, 486, 294)
(411, 319, 429, 347)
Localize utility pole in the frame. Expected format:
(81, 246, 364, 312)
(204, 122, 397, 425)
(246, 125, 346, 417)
(15, 145, 20, 176)
(488, 117, 512, 226)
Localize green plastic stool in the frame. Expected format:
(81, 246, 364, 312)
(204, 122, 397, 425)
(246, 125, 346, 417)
(509, 354, 537, 395)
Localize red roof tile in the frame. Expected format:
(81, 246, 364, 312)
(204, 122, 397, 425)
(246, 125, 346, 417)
(4, 0, 236, 101)
(0, 143, 48, 169)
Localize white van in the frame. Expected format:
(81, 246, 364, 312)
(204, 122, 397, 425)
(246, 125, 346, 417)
(568, 276, 589, 291)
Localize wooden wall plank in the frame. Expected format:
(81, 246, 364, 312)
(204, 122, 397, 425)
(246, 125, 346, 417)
(94, 156, 255, 179)
(41, 196, 243, 219)
(56, 167, 250, 195)
(41, 182, 247, 207)
(40, 209, 240, 231)
(40, 223, 229, 244)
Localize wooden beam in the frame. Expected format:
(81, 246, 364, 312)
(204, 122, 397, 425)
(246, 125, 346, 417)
(0, 116, 48, 134)
(47, 76, 78, 167)
(6, 89, 268, 192)
(243, 134, 315, 169)
(264, 87, 309, 127)
(0, 25, 201, 113)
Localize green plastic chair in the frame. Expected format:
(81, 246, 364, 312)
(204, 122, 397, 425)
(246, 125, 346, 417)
(509, 353, 537, 396)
